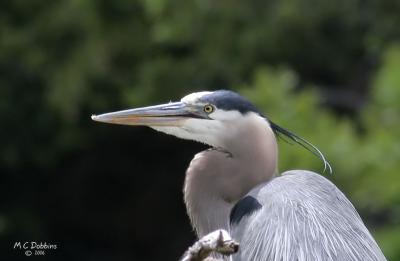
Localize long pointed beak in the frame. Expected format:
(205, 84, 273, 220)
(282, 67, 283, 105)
(91, 102, 200, 127)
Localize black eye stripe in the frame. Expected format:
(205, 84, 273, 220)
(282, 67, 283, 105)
(199, 90, 261, 115)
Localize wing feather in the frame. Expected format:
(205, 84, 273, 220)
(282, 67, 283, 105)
(230, 170, 386, 261)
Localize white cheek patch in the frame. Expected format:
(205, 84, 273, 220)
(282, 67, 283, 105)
(181, 118, 224, 146)
(181, 92, 212, 103)
(183, 118, 220, 134)
(150, 118, 227, 148)
(209, 110, 242, 121)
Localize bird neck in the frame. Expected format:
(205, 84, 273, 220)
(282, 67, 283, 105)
(184, 113, 278, 237)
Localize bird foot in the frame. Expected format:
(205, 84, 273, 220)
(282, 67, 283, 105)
(180, 229, 239, 261)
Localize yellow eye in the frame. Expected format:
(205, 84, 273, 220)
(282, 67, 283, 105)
(203, 104, 214, 114)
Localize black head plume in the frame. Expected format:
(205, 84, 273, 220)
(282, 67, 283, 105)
(269, 121, 333, 174)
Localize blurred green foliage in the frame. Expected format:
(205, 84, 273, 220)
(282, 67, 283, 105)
(1, 0, 400, 260)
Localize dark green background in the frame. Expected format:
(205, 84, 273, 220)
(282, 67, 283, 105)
(1, 0, 399, 260)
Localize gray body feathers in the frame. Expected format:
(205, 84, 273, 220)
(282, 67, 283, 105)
(231, 170, 386, 261)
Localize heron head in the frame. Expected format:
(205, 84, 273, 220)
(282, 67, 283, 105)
(91, 90, 264, 149)
(92, 90, 331, 172)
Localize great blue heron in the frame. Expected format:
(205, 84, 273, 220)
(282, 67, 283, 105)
(92, 90, 386, 261)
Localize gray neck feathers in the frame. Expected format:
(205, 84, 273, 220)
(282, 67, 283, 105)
(184, 114, 278, 237)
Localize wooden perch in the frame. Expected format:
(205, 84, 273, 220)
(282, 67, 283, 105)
(180, 229, 239, 261)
